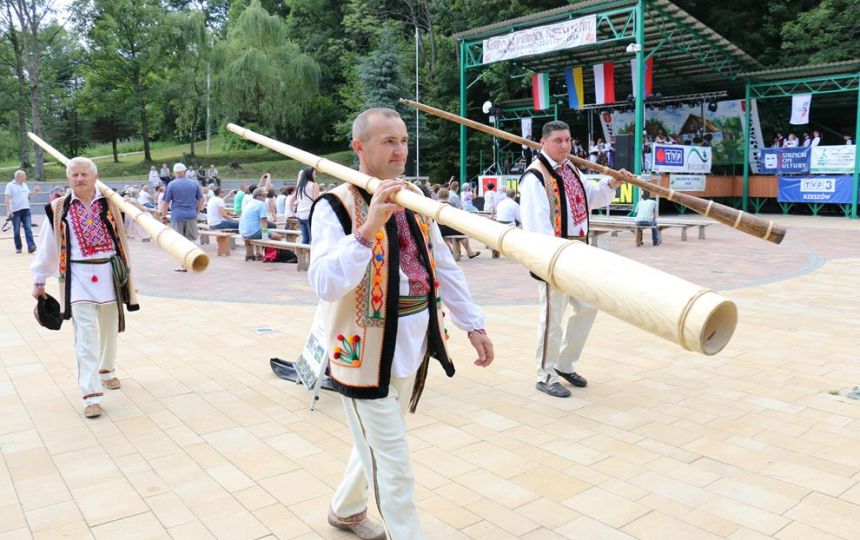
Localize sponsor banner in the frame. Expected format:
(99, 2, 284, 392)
(583, 174, 633, 204)
(483, 15, 596, 64)
(759, 147, 810, 175)
(810, 145, 856, 174)
(652, 144, 712, 173)
(669, 174, 707, 191)
(599, 99, 761, 168)
(778, 175, 856, 204)
(478, 175, 520, 197)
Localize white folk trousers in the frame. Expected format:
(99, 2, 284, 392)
(71, 302, 118, 405)
(331, 375, 423, 540)
(535, 282, 597, 384)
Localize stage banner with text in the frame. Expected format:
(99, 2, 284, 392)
(759, 147, 811, 175)
(652, 144, 712, 174)
(778, 175, 856, 204)
(482, 15, 596, 64)
(810, 145, 856, 174)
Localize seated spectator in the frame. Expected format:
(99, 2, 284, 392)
(208, 164, 220, 185)
(447, 178, 462, 209)
(206, 187, 239, 230)
(239, 187, 281, 260)
(276, 186, 289, 217)
(138, 185, 155, 208)
(285, 186, 297, 219)
(784, 133, 799, 148)
(197, 165, 206, 184)
(811, 130, 822, 146)
(233, 183, 247, 215)
(461, 183, 478, 212)
(494, 188, 521, 226)
(159, 163, 171, 185)
(634, 191, 660, 246)
(436, 187, 480, 259)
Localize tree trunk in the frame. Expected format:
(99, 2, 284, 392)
(137, 88, 152, 161)
(5, 6, 30, 169)
(112, 137, 118, 163)
(14, 0, 43, 180)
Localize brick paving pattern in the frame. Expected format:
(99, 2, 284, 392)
(0, 213, 858, 539)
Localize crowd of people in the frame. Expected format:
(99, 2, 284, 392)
(770, 129, 854, 148)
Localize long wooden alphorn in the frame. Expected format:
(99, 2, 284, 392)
(28, 132, 209, 272)
(400, 98, 786, 245)
(227, 122, 737, 356)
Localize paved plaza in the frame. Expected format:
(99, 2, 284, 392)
(1, 213, 859, 539)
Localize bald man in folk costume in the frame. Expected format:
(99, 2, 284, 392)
(519, 120, 632, 398)
(31, 157, 138, 418)
(309, 108, 494, 539)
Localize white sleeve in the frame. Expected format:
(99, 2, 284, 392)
(584, 177, 616, 211)
(520, 172, 553, 236)
(429, 222, 485, 331)
(484, 192, 495, 214)
(30, 216, 59, 284)
(308, 199, 372, 302)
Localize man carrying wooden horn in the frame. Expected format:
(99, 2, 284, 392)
(520, 121, 634, 398)
(30, 157, 139, 418)
(309, 108, 495, 540)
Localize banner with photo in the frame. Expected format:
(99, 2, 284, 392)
(478, 175, 521, 197)
(599, 99, 763, 170)
(482, 15, 596, 64)
(810, 145, 856, 174)
(759, 147, 811, 175)
(652, 144, 712, 173)
(778, 175, 856, 204)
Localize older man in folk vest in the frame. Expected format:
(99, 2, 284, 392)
(30, 157, 139, 418)
(309, 108, 494, 540)
(520, 120, 633, 398)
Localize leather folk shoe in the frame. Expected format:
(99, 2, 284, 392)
(102, 377, 121, 390)
(555, 369, 588, 387)
(84, 404, 103, 418)
(327, 508, 386, 540)
(535, 381, 571, 398)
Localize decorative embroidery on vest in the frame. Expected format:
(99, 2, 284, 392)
(416, 215, 442, 303)
(542, 174, 563, 237)
(352, 188, 386, 327)
(560, 165, 588, 233)
(395, 210, 430, 296)
(69, 199, 115, 257)
(333, 333, 362, 368)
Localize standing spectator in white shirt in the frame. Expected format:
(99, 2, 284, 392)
(147, 166, 161, 189)
(784, 133, 800, 148)
(5, 170, 40, 254)
(811, 130, 822, 147)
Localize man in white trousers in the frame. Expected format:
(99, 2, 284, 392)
(309, 108, 494, 539)
(519, 121, 632, 398)
(31, 157, 139, 418)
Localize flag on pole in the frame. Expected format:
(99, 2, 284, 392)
(592, 62, 615, 104)
(564, 67, 585, 109)
(630, 56, 653, 97)
(531, 73, 550, 110)
(790, 93, 812, 125)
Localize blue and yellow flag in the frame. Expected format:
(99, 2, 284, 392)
(564, 67, 584, 109)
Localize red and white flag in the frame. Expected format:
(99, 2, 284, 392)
(592, 62, 615, 104)
(630, 56, 653, 97)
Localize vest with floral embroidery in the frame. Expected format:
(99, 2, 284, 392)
(312, 183, 452, 409)
(522, 153, 591, 239)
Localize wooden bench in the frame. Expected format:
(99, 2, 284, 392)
(590, 216, 710, 247)
(198, 229, 238, 256)
(244, 238, 310, 271)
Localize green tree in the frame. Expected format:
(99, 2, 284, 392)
(211, 0, 320, 139)
(359, 27, 407, 111)
(81, 0, 166, 162)
(780, 0, 860, 64)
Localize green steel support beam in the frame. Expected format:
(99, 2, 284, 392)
(749, 73, 860, 99)
(633, 0, 644, 207)
(742, 81, 751, 212)
(459, 39, 467, 185)
(853, 75, 859, 218)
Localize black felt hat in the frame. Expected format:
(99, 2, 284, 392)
(34, 293, 63, 331)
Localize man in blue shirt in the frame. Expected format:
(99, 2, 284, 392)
(633, 190, 660, 246)
(160, 162, 203, 271)
(239, 187, 280, 261)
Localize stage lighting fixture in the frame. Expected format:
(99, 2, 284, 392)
(708, 100, 718, 112)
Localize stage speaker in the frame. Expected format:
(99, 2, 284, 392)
(614, 134, 635, 171)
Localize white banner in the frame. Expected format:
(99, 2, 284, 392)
(748, 99, 764, 174)
(810, 145, 856, 174)
(521, 117, 533, 142)
(790, 93, 812, 125)
(482, 15, 596, 64)
(652, 144, 712, 174)
(669, 174, 707, 191)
